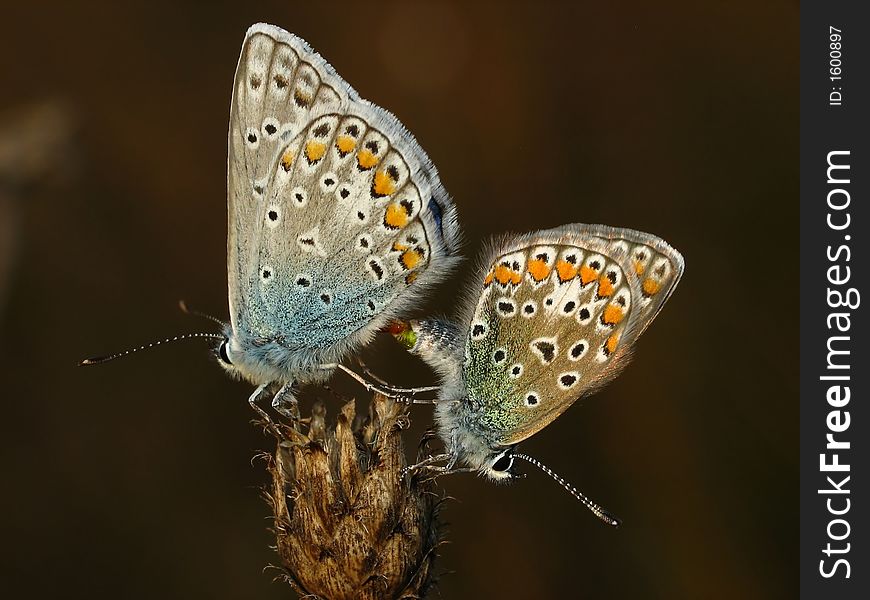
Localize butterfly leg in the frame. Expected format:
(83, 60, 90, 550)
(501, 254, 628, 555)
(248, 383, 279, 429)
(402, 451, 475, 480)
(401, 453, 451, 478)
(320, 362, 439, 404)
(357, 360, 442, 396)
(271, 382, 300, 421)
(369, 382, 441, 400)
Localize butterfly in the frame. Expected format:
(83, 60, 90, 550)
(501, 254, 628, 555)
(82, 24, 461, 417)
(217, 23, 463, 415)
(388, 224, 683, 524)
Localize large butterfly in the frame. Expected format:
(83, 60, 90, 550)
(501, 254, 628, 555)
(217, 24, 461, 414)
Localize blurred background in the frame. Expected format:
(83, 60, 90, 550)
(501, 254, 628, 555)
(0, 1, 796, 598)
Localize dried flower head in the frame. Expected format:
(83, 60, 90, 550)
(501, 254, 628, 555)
(266, 394, 442, 599)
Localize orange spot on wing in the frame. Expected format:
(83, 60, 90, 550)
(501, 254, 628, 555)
(605, 333, 620, 355)
(643, 278, 661, 296)
(373, 170, 396, 196)
(580, 265, 598, 285)
(336, 135, 356, 154)
(384, 203, 409, 228)
(597, 275, 614, 297)
(280, 151, 294, 171)
(634, 260, 645, 276)
(357, 149, 378, 169)
(405, 272, 418, 285)
(510, 270, 522, 285)
(602, 304, 624, 325)
(305, 140, 326, 163)
(494, 265, 511, 285)
(392, 242, 409, 252)
(556, 260, 578, 283)
(494, 265, 516, 285)
(484, 272, 494, 286)
(400, 249, 423, 270)
(527, 258, 550, 282)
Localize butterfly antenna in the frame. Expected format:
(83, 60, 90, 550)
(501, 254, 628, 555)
(178, 300, 225, 327)
(79, 332, 224, 366)
(513, 453, 621, 528)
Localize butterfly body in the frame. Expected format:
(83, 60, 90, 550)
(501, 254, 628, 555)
(220, 323, 333, 387)
(219, 24, 461, 409)
(392, 224, 683, 479)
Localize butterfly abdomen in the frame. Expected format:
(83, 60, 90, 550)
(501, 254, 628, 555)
(387, 318, 463, 386)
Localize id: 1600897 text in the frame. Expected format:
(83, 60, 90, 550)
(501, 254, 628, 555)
(829, 26, 843, 107)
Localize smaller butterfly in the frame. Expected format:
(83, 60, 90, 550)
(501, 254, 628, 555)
(386, 223, 684, 525)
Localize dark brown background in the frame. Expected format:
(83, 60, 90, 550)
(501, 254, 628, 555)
(0, 1, 797, 598)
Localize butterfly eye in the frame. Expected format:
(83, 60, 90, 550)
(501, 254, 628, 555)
(218, 341, 233, 365)
(491, 452, 514, 473)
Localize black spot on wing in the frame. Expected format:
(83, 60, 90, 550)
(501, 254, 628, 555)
(533, 341, 555, 363)
(560, 374, 577, 387)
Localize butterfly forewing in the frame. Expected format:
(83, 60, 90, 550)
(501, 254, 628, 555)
(228, 24, 459, 352)
(462, 225, 682, 446)
(570, 224, 685, 333)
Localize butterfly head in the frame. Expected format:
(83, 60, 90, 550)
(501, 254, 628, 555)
(212, 323, 255, 382)
(213, 325, 302, 386)
(482, 446, 522, 481)
(214, 328, 238, 375)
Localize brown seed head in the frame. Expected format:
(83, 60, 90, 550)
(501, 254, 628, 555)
(266, 394, 442, 599)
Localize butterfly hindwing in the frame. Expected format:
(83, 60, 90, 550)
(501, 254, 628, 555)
(258, 113, 443, 348)
(227, 24, 459, 363)
(462, 224, 682, 446)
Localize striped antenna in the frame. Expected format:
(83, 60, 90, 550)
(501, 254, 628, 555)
(79, 332, 224, 366)
(178, 300, 225, 327)
(513, 452, 621, 528)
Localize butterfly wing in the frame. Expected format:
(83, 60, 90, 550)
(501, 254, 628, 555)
(228, 24, 460, 364)
(460, 224, 683, 446)
(562, 223, 685, 333)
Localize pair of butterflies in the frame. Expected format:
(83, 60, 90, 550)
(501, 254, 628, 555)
(87, 24, 684, 525)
